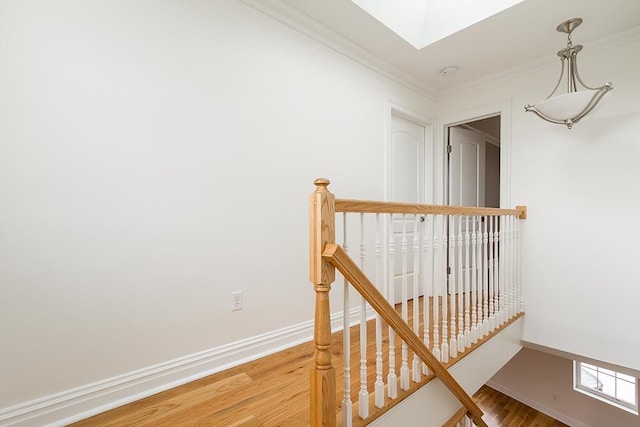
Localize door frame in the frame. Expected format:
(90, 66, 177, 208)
(384, 100, 434, 203)
(435, 100, 511, 208)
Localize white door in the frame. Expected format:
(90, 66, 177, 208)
(448, 126, 486, 292)
(448, 126, 485, 207)
(389, 115, 425, 304)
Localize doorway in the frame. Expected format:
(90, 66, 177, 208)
(447, 115, 501, 209)
(436, 100, 510, 209)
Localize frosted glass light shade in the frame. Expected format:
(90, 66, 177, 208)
(533, 90, 599, 121)
(525, 84, 611, 129)
(524, 19, 613, 129)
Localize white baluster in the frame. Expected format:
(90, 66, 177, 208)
(506, 215, 513, 320)
(516, 216, 523, 314)
(497, 216, 505, 327)
(513, 216, 519, 315)
(471, 215, 478, 344)
(512, 216, 517, 316)
(341, 214, 352, 426)
(400, 215, 410, 390)
(457, 216, 464, 354)
(481, 216, 488, 337)
(441, 215, 449, 364)
(422, 215, 431, 375)
(475, 216, 483, 340)
(374, 214, 384, 408)
(449, 215, 458, 359)
(464, 216, 471, 348)
(502, 215, 509, 322)
(465, 414, 473, 427)
(412, 216, 422, 383)
(358, 214, 369, 418)
(475, 216, 483, 339)
(488, 215, 496, 332)
(432, 215, 441, 362)
(512, 215, 517, 316)
(387, 214, 398, 399)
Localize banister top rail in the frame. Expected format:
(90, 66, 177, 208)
(336, 198, 527, 219)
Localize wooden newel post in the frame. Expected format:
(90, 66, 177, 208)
(309, 178, 337, 427)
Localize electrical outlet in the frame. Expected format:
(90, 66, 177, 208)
(231, 291, 243, 311)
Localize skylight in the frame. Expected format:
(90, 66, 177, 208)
(351, 0, 526, 49)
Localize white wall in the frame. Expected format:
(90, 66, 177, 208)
(488, 348, 639, 427)
(438, 31, 640, 372)
(0, 0, 435, 416)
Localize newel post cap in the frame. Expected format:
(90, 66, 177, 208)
(313, 178, 331, 189)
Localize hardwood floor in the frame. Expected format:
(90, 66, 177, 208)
(69, 300, 551, 427)
(71, 341, 314, 427)
(474, 386, 568, 427)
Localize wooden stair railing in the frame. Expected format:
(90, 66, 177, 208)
(309, 178, 526, 426)
(322, 243, 488, 427)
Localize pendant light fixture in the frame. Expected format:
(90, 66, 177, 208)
(525, 18, 612, 129)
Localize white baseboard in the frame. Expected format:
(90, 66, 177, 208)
(484, 380, 589, 427)
(0, 306, 372, 427)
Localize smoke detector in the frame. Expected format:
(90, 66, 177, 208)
(440, 66, 459, 76)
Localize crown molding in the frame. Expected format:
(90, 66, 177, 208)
(240, 0, 439, 101)
(440, 24, 640, 99)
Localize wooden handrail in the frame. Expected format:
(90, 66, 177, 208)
(322, 243, 488, 427)
(336, 198, 527, 219)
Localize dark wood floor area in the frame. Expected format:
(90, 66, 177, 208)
(474, 385, 568, 427)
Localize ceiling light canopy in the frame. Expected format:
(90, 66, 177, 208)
(525, 18, 613, 129)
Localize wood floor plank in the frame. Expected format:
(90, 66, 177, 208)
(228, 415, 265, 427)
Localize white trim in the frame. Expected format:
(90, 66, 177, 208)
(436, 101, 511, 207)
(0, 307, 370, 427)
(573, 386, 639, 416)
(485, 381, 591, 427)
(240, 0, 438, 101)
(573, 361, 639, 415)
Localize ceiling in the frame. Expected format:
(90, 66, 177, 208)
(464, 116, 500, 144)
(279, 0, 640, 94)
